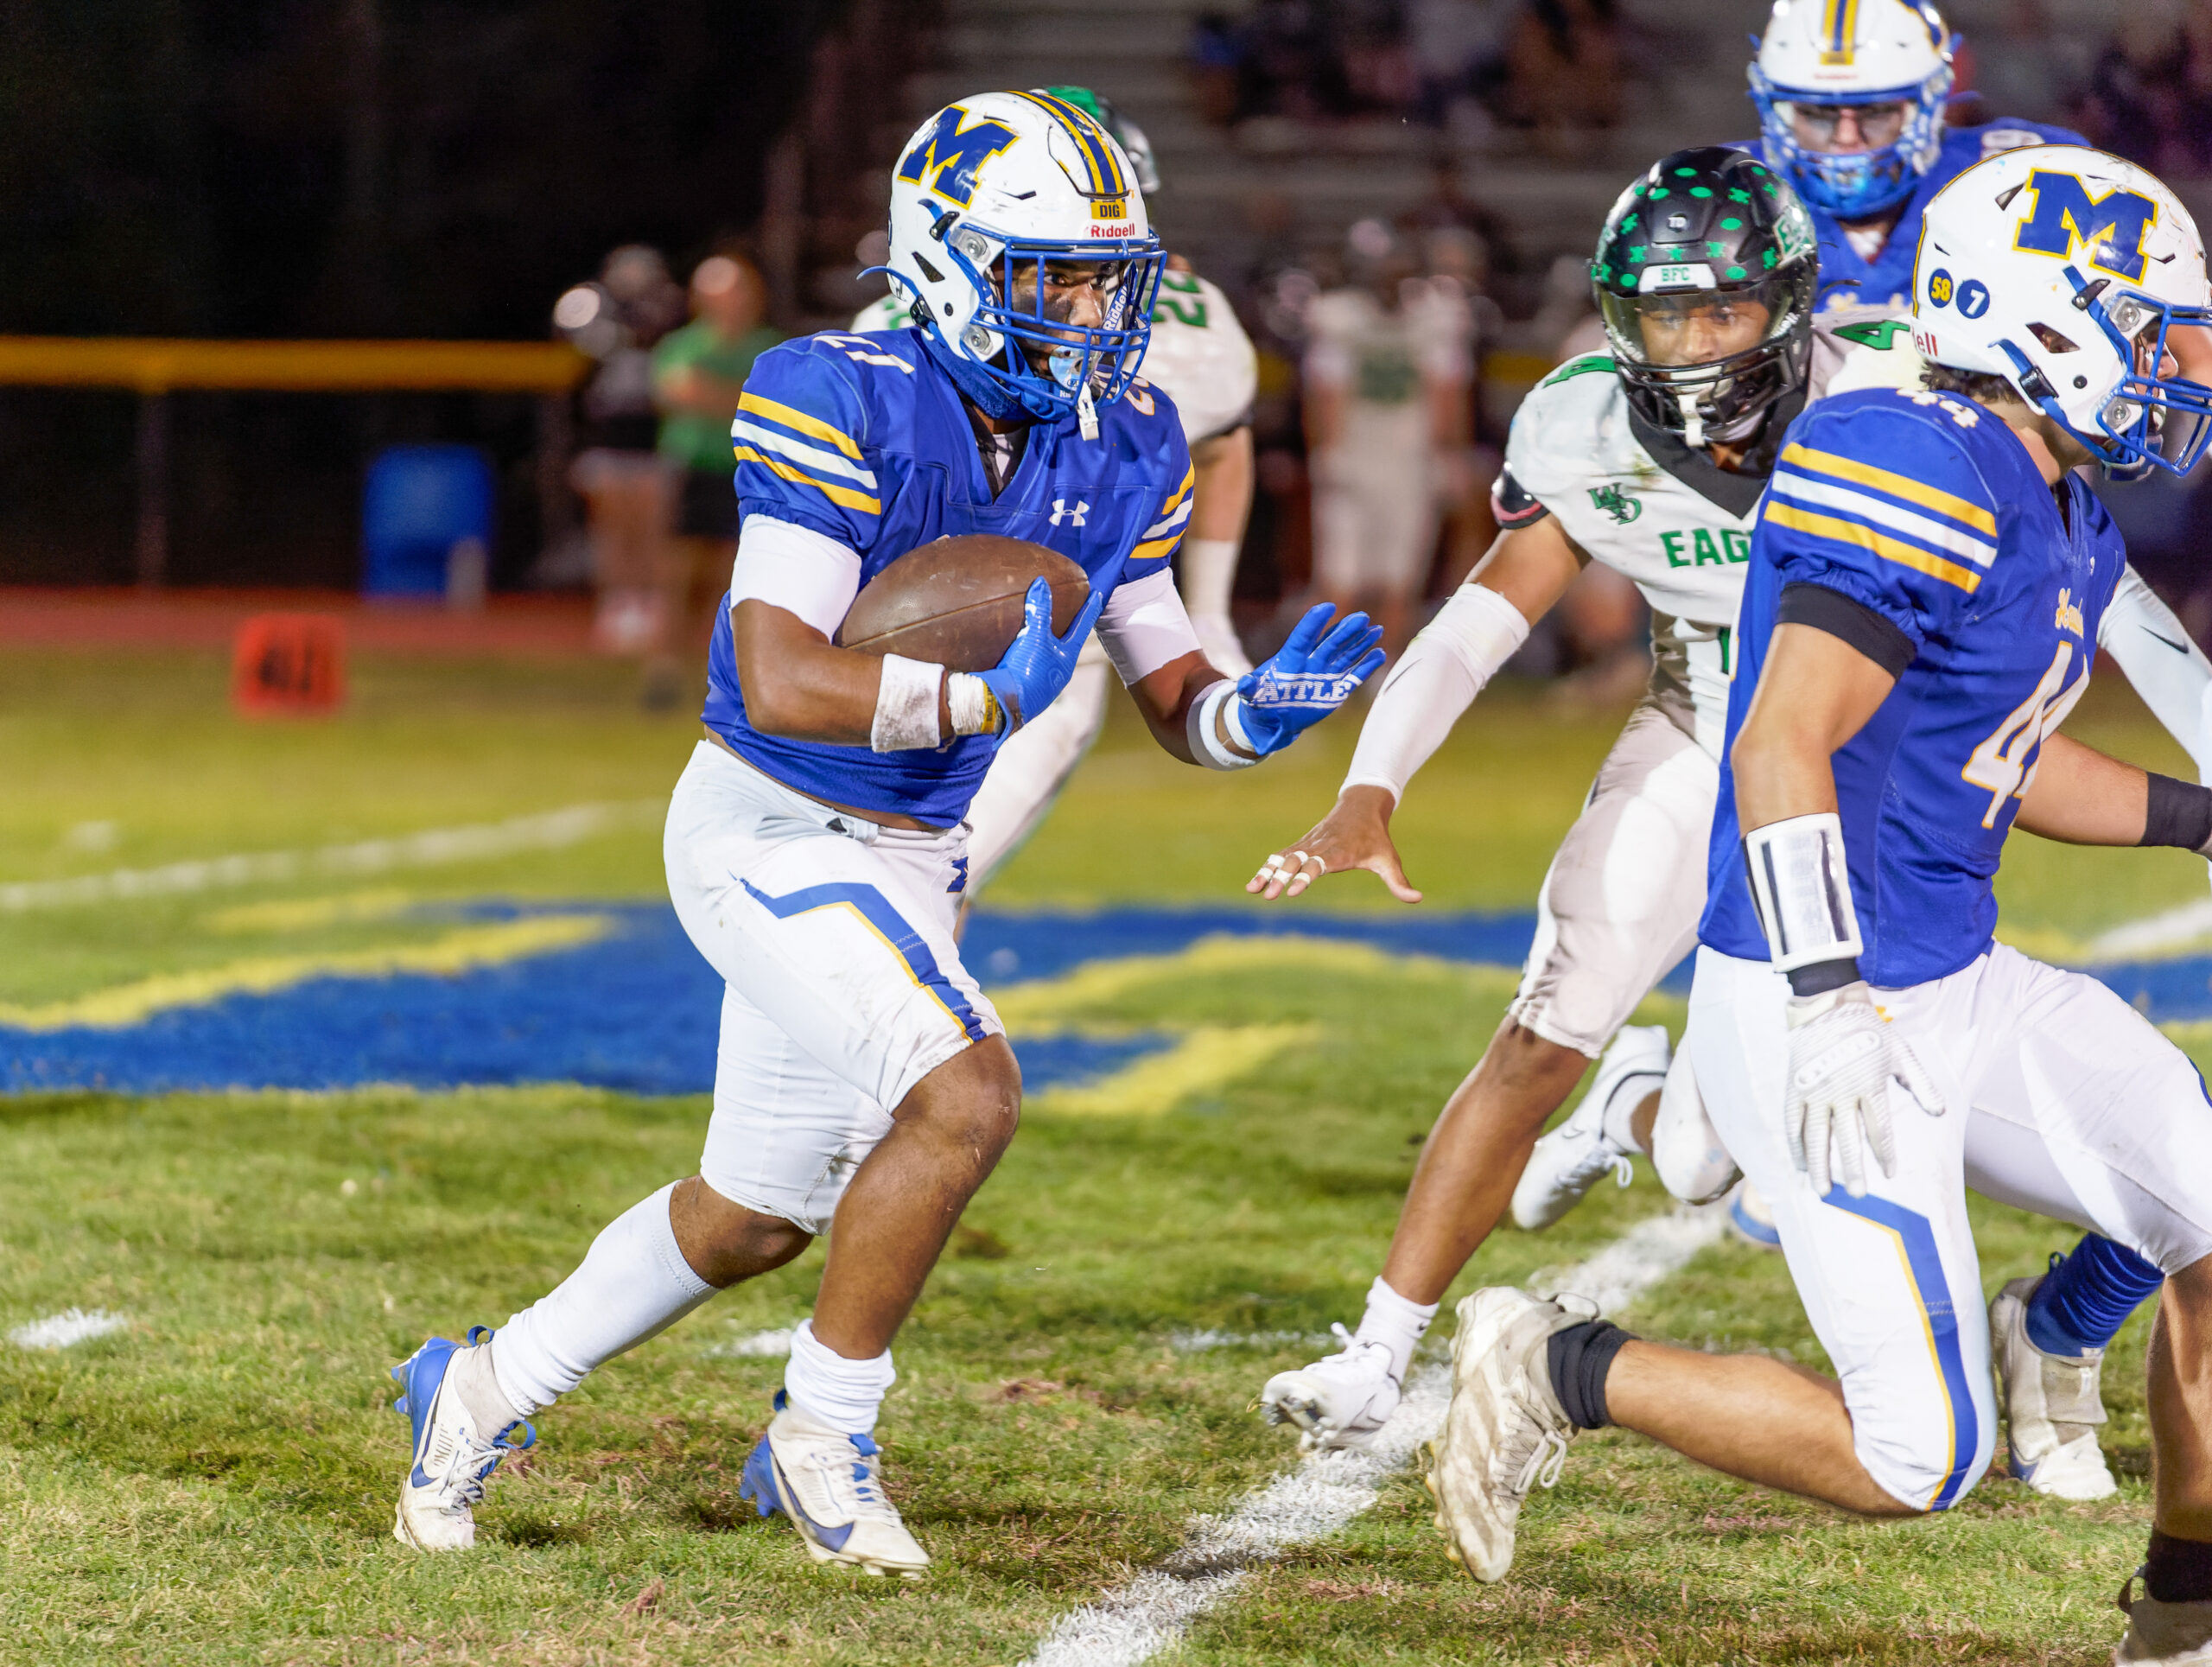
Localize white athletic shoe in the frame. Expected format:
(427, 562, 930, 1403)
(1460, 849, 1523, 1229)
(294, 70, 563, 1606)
(739, 1392, 931, 1576)
(390, 1329, 535, 1551)
(1726, 1179, 1783, 1250)
(1510, 1024, 1671, 1231)
(2118, 1576, 2212, 1663)
(1992, 1274, 2118, 1501)
(1259, 1323, 1400, 1450)
(1424, 1288, 1592, 1581)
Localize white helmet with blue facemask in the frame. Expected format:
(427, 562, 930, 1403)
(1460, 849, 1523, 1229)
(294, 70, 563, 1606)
(1750, 0, 1953, 221)
(1913, 144, 2212, 479)
(883, 91, 1166, 439)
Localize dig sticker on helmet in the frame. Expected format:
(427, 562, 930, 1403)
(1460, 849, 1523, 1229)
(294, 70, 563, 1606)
(1957, 279, 1991, 319)
(1927, 268, 1955, 306)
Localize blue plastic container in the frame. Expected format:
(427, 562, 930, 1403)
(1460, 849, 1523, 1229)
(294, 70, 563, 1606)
(361, 444, 494, 597)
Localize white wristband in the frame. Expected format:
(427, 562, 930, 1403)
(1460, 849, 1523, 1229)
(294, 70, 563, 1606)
(1190, 681, 1259, 770)
(1742, 811, 1865, 971)
(946, 672, 1002, 737)
(870, 653, 944, 753)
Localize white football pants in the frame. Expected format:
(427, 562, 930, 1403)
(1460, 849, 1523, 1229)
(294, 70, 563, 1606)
(1688, 942, 2212, 1512)
(664, 741, 1001, 1233)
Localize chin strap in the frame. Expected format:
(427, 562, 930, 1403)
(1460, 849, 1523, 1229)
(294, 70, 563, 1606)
(1077, 381, 1099, 441)
(1677, 390, 1706, 449)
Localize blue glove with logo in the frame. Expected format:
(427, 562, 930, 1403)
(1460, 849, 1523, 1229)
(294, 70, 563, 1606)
(1232, 603, 1386, 757)
(977, 576, 1106, 733)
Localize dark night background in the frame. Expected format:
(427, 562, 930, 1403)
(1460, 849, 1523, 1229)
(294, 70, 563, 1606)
(0, 0, 858, 587)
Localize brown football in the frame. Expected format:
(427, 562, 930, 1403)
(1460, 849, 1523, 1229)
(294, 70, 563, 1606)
(835, 534, 1090, 671)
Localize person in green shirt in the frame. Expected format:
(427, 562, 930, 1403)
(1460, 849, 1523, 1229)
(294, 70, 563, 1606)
(647, 252, 782, 707)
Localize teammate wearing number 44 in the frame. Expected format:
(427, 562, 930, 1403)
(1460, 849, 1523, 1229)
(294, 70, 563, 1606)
(385, 89, 1379, 1576)
(1252, 0, 2210, 1506)
(1433, 143, 2212, 1663)
(855, 86, 1261, 903)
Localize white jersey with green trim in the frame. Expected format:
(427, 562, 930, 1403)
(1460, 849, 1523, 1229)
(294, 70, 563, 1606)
(852, 266, 1257, 448)
(1499, 315, 1912, 756)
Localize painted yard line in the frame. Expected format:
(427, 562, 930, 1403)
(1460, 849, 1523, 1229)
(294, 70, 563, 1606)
(0, 800, 664, 913)
(705, 1327, 799, 1359)
(10, 1308, 128, 1349)
(2091, 897, 2212, 961)
(1020, 1202, 1729, 1667)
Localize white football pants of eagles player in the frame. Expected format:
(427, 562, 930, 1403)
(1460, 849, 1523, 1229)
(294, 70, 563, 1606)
(852, 270, 1258, 897)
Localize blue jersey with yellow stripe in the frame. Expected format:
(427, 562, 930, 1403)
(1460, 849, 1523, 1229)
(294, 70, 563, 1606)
(702, 325, 1192, 826)
(1699, 387, 2126, 987)
(1736, 119, 2082, 313)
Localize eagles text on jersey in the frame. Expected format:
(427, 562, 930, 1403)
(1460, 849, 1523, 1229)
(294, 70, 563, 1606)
(1488, 320, 1895, 756)
(704, 328, 1194, 824)
(1700, 387, 2126, 986)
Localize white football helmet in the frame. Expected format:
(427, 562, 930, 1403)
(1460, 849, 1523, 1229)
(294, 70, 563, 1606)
(1750, 0, 1953, 220)
(1913, 145, 2212, 478)
(882, 91, 1165, 436)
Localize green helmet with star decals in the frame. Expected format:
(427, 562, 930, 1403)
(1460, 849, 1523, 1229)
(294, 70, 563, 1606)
(1592, 146, 1818, 449)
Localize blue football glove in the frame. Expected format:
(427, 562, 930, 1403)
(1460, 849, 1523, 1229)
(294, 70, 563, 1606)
(977, 576, 1106, 733)
(1233, 604, 1386, 757)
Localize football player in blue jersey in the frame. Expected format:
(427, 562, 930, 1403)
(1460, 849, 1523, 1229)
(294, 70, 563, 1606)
(1424, 145, 2212, 1657)
(381, 90, 1382, 1576)
(1745, 0, 2082, 315)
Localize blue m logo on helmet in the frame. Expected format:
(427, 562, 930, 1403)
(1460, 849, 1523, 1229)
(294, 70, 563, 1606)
(897, 107, 1021, 208)
(2013, 171, 2160, 282)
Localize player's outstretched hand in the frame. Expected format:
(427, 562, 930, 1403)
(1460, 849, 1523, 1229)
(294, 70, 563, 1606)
(1783, 982, 1942, 1198)
(978, 576, 1106, 733)
(1248, 785, 1421, 905)
(1233, 604, 1387, 758)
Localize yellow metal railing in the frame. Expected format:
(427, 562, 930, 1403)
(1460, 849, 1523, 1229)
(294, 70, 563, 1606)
(0, 337, 593, 585)
(0, 336, 589, 395)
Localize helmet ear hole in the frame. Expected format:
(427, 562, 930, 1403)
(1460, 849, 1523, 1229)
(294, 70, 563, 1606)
(2027, 323, 2080, 353)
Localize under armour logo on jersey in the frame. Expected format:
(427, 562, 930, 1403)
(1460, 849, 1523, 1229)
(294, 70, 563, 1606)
(1051, 499, 1090, 526)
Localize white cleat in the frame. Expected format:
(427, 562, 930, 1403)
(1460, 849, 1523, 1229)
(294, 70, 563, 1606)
(1510, 1024, 1671, 1231)
(1259, 1323, 1400, 1450)
(1993, 1274, 2118, 1501)
(1424, 1287, 1592, 1581)
(390, 1329, 535, 1552)
(739, 1393, 931, 1576)
(2118, 1576, 2212, 1663)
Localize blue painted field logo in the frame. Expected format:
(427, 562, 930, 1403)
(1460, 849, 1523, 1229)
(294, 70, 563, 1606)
(1589, 484, 1642, 524)
(2012, 170, 2159, 282)
(897, 107, 1020, 207)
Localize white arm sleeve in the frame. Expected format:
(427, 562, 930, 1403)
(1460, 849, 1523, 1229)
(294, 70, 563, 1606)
(1097, 565, 1204, 685)
(2099, 563, 2212, 779)
(1341, 582, 1531, 801)
(727, 515, 864, 638)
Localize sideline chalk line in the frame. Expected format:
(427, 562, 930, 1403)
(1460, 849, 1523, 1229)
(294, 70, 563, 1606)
(0, 800, 664, 913)
(10, 1308, 129, 1350)
(1020, 1201, 1728, 1667)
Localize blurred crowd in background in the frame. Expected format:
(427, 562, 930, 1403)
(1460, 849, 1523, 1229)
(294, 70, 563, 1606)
(11, 0, 2212, 697)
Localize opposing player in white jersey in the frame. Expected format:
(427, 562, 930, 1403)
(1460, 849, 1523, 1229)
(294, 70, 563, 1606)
(855, 86, 1261, 895)
(383, 89, 1379, 1577)
(1243, 147, 2212, 1498)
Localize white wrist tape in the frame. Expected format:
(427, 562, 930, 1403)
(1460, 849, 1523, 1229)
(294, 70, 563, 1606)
(870, 653, 944, 753)
(945, 672, 1001, 737)
(1342, 582, 1529, 800)
(1742, 811, 1865, 972)
(1190, 680, 1259, 770)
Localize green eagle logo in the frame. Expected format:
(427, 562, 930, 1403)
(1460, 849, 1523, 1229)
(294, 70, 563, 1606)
(1589, 484, 1641, 525)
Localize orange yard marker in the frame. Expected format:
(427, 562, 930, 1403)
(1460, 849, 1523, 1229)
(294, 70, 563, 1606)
(232, 614, 346, 716)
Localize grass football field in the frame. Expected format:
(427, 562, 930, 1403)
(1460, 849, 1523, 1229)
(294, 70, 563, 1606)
(2, 646, 2208, 1665)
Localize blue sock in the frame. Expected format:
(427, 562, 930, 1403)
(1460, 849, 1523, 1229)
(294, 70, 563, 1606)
(2024, 1235, 2164, 1356)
